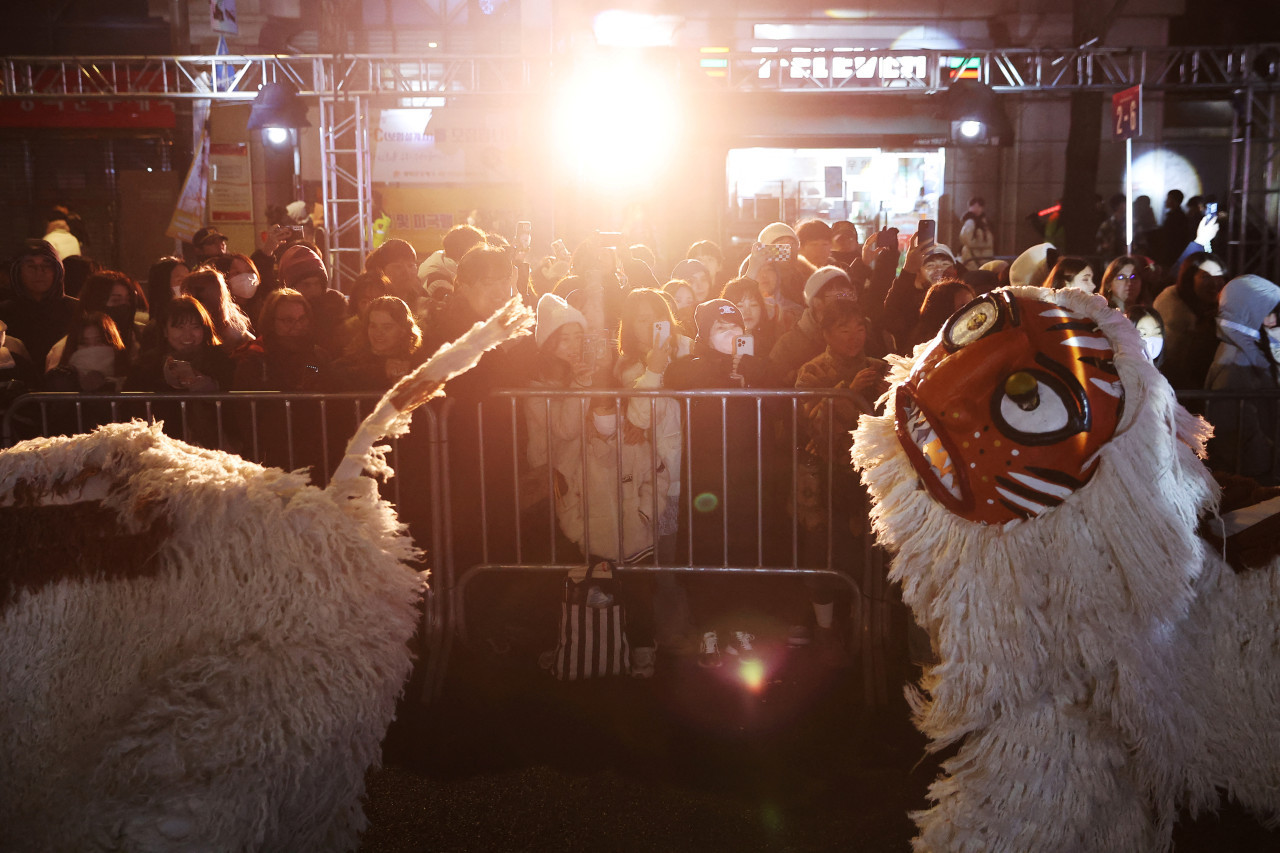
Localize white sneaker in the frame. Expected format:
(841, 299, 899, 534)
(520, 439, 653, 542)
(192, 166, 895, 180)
(728, 631, 758, 660)
(631, 646, 656, 678)
(698, 631, 722, 668)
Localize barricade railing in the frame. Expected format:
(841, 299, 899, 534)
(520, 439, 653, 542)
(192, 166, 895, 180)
(1174, 389, 1280, 480)
(6, 386, 1279, 706)
(0, 388, 458, 699)
(433, 387, 895, 705)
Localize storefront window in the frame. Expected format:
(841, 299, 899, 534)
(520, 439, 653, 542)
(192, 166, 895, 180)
(726, 146, 944, 243)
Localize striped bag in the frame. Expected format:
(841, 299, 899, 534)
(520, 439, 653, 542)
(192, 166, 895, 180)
(554, 560, 631, 680)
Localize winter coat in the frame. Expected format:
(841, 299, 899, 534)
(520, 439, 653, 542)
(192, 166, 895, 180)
(769, 308, 824, 385)
(958, 215, 994, 268)
(1204, 275, 1280, 482)
(1154, 283, 1219, 391)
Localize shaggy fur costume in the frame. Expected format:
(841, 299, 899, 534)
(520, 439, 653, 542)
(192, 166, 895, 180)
(851, 286, 1280, 852)
(0, 298, 534, 852)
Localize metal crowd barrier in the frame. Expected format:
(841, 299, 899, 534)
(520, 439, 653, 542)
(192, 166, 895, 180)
(1, 386, 898, 704)
(23, 385, 1276, 703)
(433, 387, 894, 705)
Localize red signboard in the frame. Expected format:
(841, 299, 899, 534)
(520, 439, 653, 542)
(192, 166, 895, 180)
(1112, 85, 1141, 140)
(0, 99, 176, 129)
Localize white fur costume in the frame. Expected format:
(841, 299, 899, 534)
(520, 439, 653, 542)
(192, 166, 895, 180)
(851, 286, 1280, 852)
(0, 298, 534, 852)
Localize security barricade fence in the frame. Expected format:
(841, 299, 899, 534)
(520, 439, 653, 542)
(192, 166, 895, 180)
(5, 387, 1277, 704)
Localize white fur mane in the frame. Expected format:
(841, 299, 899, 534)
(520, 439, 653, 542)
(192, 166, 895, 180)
(853, 287, 1280, 851)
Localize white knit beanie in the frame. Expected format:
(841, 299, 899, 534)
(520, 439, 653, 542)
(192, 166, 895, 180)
(757, 222, 798, 245)
(535, 292, 588, 350)
(803, 265, 853, 305)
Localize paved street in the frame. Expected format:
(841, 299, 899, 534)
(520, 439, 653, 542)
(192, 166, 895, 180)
(359, 639, 1280, 852)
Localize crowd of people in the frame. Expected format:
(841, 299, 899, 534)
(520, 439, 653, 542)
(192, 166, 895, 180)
(2, 194, 1278, 676)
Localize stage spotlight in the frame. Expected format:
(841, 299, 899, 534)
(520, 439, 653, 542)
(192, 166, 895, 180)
(943, 80, 1011, 146)
(247, 81, 312, 132)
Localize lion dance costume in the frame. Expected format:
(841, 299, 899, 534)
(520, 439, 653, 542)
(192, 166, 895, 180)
(851, 286, 1280, 851)
(0, 299, 533, 852)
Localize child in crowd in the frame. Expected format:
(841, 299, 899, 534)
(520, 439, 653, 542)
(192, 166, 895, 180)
(793, 300, 888, 665)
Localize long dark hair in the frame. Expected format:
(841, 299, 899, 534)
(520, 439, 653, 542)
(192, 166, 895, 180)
(1173, 251, 1224, 318)
(1047, 256, 1094, 290)
(145, 256, 188, 323)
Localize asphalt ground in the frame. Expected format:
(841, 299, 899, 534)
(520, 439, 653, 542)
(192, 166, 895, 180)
(359, 632, 1280, 852)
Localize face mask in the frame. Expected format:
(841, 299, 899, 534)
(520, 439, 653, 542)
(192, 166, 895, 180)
(1143, 335, 1164, 361)
(171, 284, 182, 298)
(710, 328, 738, 356)
(68, 344, 117, 378)
(1267, 327, 1280, 363)
(593, 411, 618, 437)
(228, 272, 260, 300)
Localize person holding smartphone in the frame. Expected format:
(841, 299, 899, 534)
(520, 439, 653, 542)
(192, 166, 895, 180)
(882, 229, 961, 354)
(663, 299, 788, 667)
(124, 294, 235, 449)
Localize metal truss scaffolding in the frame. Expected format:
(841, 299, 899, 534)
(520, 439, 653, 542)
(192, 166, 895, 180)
(4, 45, 1280, 282)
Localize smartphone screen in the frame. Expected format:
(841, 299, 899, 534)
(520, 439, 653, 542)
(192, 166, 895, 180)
(551, 239, 570, 260)
(764, 243, 792, 262)
(516, 221, 532, 251)
(652, 320, 671, 349)
(1205, 202, 1219, 219)
(735, 335, 754, 357)
(917, 219, 936, 244)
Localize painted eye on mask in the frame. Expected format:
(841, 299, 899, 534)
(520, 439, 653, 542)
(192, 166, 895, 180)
(997, 371, 1073, 438)
(991, 366, 1090, 447)
(944, 297, 1002, 349)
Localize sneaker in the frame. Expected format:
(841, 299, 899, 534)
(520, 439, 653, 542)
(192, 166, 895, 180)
(631, 646, 656, 678)
(698, 631, 722, 668)
(727, 630, 758, 660)
(815, 626, 852, 668)
(787, 624, 812, 647)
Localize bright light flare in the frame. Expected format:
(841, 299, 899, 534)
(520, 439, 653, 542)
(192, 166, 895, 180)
(739, 658, 766, 693)
(1128, 148, 1202, 206)
(552, 58, 682, 190)
(263, 127, 291, 146)
(958, 120, 983, 138)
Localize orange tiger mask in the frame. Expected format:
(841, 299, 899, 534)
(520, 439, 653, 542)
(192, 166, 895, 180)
(895, 290, 1125, 524)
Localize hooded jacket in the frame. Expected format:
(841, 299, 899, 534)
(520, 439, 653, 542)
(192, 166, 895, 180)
(1204, 274, 1280, 481)
(0, 240, 78, 371)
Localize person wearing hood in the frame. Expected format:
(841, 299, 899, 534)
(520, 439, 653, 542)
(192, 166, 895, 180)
(882, 237, 961, 354)
(1204, 275, 1280, 483)
(1, 239, 78, 371)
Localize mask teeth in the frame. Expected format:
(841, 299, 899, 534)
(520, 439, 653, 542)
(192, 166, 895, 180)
(904, 400, 961, 500)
